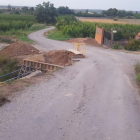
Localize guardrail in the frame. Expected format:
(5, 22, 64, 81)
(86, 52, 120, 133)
(0, 65, 31, 84)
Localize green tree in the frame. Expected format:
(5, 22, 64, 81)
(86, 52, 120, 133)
(22, 6, 29, 13)
(57, 6, 74, 15)
(86, 9, 88, 14)
(34, 2, 58, 24)
(8, 4, 11, 11)
(30, 7, 34, 12)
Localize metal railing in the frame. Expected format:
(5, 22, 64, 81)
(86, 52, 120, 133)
(0, 65, 31, 83)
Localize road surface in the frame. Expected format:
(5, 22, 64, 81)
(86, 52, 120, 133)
(0, 27, 140, 140)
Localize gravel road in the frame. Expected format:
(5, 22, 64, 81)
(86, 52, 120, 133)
(0, 27, 140, 140)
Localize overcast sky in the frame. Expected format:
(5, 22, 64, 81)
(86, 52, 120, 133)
(1, 0, 139, 11)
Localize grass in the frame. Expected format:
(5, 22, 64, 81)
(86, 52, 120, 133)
(135, 64, 140, 86)
(0, 24, 47, 44)
(0, 56, 19, 82)
(47, 29, 71, 41)
(18, 24, 47, 44)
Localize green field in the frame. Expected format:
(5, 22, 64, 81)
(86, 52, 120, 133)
(0, 14, 47, 43)
(0, 14, 35, 21)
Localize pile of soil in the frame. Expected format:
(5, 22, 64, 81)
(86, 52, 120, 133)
(66, 38, 103, 47)
(0, 42, 39, 57)
(44, 50, 75, 66)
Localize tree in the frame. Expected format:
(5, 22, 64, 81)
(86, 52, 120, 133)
(8, 4, 11, 11)
(22, 6, 29, 13)
(86, 9, 88, 14)
(30, 7, 34, 12)
(57, 6, 74, 15)
(106, 8, 118, 16)
(118, 10, 126, 17)
(34, 2, 58, 24)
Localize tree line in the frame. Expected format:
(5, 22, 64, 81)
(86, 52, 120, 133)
(102, 8, 134, 18)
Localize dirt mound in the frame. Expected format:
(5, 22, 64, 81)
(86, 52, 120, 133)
(44, 50, 75, 66)
(0, 42, 39, 57)
(66, 38, 103, 47)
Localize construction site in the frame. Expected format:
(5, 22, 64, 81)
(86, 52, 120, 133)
(0, 40, 87, 104)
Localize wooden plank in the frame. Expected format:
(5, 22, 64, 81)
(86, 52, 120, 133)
(67, 49, 82, 55)
(23, 59, 64, 68)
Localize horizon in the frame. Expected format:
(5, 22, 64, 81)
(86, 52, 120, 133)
(0, 0, 139, 11)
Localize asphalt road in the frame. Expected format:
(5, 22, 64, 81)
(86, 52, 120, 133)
(0, 27, 140, 140)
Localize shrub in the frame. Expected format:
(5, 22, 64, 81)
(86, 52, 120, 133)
(0, 56, 9, 66)
(135, 64, 140, 74)
(112, 42, 120, 49)
(135, 64, 140, 85)
(125, 39, 140, 51)
(113, 18, 118, 21)
(137, 74, 140, 83)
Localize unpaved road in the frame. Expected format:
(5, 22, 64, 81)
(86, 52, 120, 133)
(0, 27, 140, 140)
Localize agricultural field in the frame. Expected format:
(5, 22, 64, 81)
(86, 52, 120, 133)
(0, 14, 35, 21)
(79, 17, 140, 25)
(0, 14, 35, 32)
(0, 14, 47, 43)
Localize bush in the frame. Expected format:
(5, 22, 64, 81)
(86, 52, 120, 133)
(113, 18, 118, 21)
(135, 64, 140, 85)
(137, 74, 140, 83)
(135, 64, 140, 74)
(125, 39, 140, 51)
(0, 56, 9, 66)
(112, 43, 120, 49)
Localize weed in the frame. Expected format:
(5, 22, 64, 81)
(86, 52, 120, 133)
(135, 64, 140, 86)
(125, 39, 140, 51)
(0, 57, 19, 82)
(112, 43, 120, 49)
(137, 74, 140, 83)
(0, 56, 9, 66)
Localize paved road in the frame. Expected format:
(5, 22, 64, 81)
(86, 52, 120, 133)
(0, 27, 140, 140)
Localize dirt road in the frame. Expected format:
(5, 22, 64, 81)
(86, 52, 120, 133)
(0, 27, 140, 140)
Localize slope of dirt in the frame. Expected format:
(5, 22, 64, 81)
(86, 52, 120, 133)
(0, 42, 39, 57)
(66, 38, 103, 47)
(44, 50, 75, 66)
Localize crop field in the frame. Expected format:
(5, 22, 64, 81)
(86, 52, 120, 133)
(0, 14, 47, 43)
(79, 17, 140, 25)
(0, 14, 35, 21)
(0, 14, 35, 32)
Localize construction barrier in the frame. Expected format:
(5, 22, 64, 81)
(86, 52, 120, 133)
(73, 43, 86, 56)
(95, 25, 104, 44)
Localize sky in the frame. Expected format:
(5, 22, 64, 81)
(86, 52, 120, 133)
(1, 0, 139, 11)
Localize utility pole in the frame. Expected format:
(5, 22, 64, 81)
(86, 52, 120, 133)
(111, 28, 114, 48)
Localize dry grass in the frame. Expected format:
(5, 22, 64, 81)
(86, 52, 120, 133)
(118, 19, 140, 25)
(80, 18, 140, 25)
(81, 18, 123, 24)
